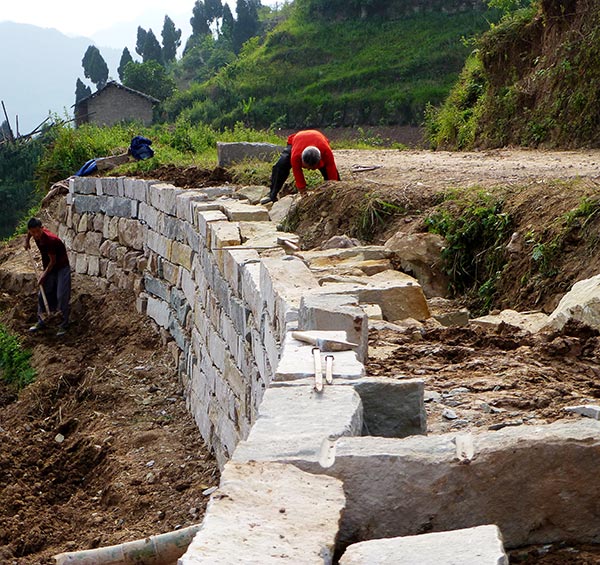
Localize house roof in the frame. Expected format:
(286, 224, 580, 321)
(74, 81, 160, 107)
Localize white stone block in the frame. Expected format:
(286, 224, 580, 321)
(275, 331, 365, 382)
(176, 190, 208, 222)
(241, 262, 263, 321)
(219, 199, 271, 222)
(339, 525, 508, 565)
(564, 404, 600, 419)
(123, 177, 148, 201)
(148, 182, 184, 215)
(146, 229, 172, 259)
(233, 384, 363, 464)
(312, 420, 600, 549)
(179, 462, 345, 565)
(146, 296, 170, 328)
(320, 270, 430, 322)
(261, 256, 320, 337)
(299, 293, 369, 364)
(197, 210, 227, 246)
(74, 253, 88, 274)
(138, 202, 161, 232)
(223, 248, 260, 297)
(209, 221, 241, 272)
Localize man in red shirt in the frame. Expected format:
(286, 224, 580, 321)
(262, 129, 341, 204)
(25, 218, 71, 336)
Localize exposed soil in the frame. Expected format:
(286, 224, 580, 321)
(0, 238, 219, 564)
(2, 147, 600, 563)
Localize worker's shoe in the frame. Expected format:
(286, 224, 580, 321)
(56, 324, 68, 337)
(29, 321, 45, 333)
(260, 196, 273, 205)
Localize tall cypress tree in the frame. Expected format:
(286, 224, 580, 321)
(190, 0, 211, 36)
(205, 0, 224, 32)
(81, 45, 109, 90)
(220, 4, 235, 42)
(161, 15, 182, 63)
(75, 78, 92, 103)
(233, 0, 260, 54)
(135, 27, 148, 57)
(143, 29, 163, 65)
(117, 47, 134, 81)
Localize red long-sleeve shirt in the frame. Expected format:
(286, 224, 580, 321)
(288, 130, 339, 191)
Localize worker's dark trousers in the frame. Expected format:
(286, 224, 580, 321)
(269, 145, 339, 201)
(38, 265, 71, 326)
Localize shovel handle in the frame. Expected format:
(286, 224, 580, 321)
(312, 347, 323, 393)
(325, 355, 334, 385)
(27, 248, 51, 316)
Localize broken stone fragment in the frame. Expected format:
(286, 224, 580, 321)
(339, 524, 508, 565)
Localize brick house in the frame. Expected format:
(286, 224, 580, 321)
(74, 81, 159, 127)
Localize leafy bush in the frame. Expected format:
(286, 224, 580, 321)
(0, 325, 36, 390)
(425, 191, 512, 313)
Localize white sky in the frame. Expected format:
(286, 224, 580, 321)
(1, 0, 282, 50)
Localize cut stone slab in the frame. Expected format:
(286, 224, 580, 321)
(275, 331, 365, 382)
(471, 309, 549, 333)
(234, 185, 268, 205)
(216, 141, 285, 167)
(545, 273, 600, 331)
(260, 256, 320, 330)
(299, 246, 395, 270)
(218, 199, 271, 222)
(179, 461, 345, 565)
(564, 404, 600, 419)
(232, 384, 363, 463)
(319, 270, 430, 322)
(339, 525, 508, 565)
(239, 221, 288, 250)
(299, 294, 369, 363)
(353, 378, 426, 438)
(269, 195, 297, 225)
(384, 231, 449, 298)
(306, 419, 600, 550)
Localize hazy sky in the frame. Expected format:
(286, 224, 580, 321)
(1, 0, 282, 51)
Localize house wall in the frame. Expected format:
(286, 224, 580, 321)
(86, 86, 154, 126)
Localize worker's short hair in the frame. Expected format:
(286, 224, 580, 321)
(301, 146, 321, 167)
(27, 217, 43, 230)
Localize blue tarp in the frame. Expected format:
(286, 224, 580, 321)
(74, 135, 154, 176)
(75, 159, 98, 176)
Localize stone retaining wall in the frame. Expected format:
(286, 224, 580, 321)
(62, 176, 600, 564)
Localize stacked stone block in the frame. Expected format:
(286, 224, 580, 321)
(63, 176, 533, 564)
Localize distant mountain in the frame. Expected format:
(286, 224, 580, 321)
(0, 22, 122, 134)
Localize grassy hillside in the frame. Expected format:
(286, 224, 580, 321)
(427, 0, 600, 148)
(164, 3, 497, 130)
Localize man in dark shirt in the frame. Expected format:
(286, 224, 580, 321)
(25, 217, 71, 336)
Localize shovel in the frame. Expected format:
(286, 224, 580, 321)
(27, 248, 52, 321)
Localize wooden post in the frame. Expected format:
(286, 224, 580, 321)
(1, 101, 15, 142)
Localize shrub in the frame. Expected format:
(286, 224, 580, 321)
(0, 325, 36, 390)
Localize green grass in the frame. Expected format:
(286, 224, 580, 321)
(0, 324, 36, 390)
(163, 9, 496, 130)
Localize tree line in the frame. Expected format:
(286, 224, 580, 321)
(75, 0, 263, 103)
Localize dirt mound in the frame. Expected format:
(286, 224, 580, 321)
(136, 164, 233, 188)
(0, 243, 218, 563)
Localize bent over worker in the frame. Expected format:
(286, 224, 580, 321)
(25, 217, 71, 336)
(263, 129, 341, 203)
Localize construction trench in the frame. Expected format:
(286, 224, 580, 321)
(24, 166, 600, 564)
